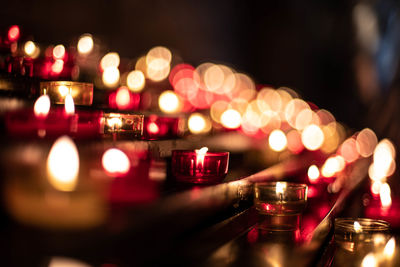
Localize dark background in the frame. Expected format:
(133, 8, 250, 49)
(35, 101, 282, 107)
(1, 0, 391, 131)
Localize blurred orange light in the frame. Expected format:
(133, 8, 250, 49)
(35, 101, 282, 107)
(204, 64, 224, 92)
(380, 183, 392, 208)
(146, 46, 172, 65)
(116, 87, 131, 109)
(47, 136, 79, 191)
(8, 25, 20, 42)
(159, 90, 180, 113)
(383, 237, 396, 259)
(308, 165, 320, 183)
(356, 128, 378, 157)
(285, 99, 310, 128)
(101, 52, 120, 70)
(361, 253, 377, 267)
(371, 180, 382, 196)
(127, 70, 145, 92)
(147, 122, 160, 134)
(339, 138, 360, 163)
(268, 129, 287, 152)
(51, 59, 64, 74)
(102, 148, 130, 176)
(286, 129, 304, 154)
(210, 100, 229, 123)
(53, 44, 65, 60)
(188, 113, 211, 134)
(373, 139, 396, 177)
(64, 95, 75, 115)
(24, 41, 40, 58)
(220, 109, 242, 129)
(102, 67, 120, 88)
(146, 58, 170, 81)
(77, 34, 94, 55)
(301, 124, 324, 151)
(321, 156, 345, 177)
(34, 95, 51, 118)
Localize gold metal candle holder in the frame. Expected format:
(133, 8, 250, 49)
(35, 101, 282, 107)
(103, 113, 144, 139)
(40, 81, 93, 106)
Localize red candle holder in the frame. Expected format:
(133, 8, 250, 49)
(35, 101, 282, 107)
(5, 108, 73, 139)
(71, 109, 104, 139)
(142, 115, 182, 140)
(171, 149, 229, 184)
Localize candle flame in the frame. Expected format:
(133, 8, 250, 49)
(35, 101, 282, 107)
(58, 85, 69, 97)
(195, 147, 208, 169)
(383, 237, 396, 259)
(64, 94, 75, 115)
(354, 221, 362, 233)
(361, 253, 377, 267)
(107, 114, 122, 129)
(276, 182, 287, 195)
(380, 183, 392, 208)
(102, 148, 130, 175)
(307, 165, 320, 183)
(34, 95, 51, 118)
(47, 136, 79, 192)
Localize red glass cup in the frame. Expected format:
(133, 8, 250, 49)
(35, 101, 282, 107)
(142, 115, 182, 140)
(171, 150, 229, 184)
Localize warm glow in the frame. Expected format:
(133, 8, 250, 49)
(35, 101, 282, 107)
(295, 109, 320, 130)
(268, 129, 287, 152)
(383, 237, 396, 259)
(159, 90, 180, 113)
(102, 67, 120, 88)
(380, 183, 392, 208)
(8, 25, 20, 42)
(361, 253, 377, 267)
(204, 64, 225, 92)
(220, 109, 242, 129)
(210, 100, 229, 123)
(24, 41, 40, 58)
(77, 34, 94, 55)
(146, 46, 172, 65)
(354, 221, 362, 233)
(58, 85, 69, 97)
(147, 122, 159, 134)
(116, 87, 131, 109)
(321, 156, 345, 177)
(146, 58, 170, 81)
(102, 148, 130, 175)
(368, 162, 395, 181)
(47, 136, 79, 191)
(127, 70, 145, 92)
(371, 180, 382, 196)
(53, 44, 65, 60)
(285, 99, 310, 128)
(276, 182, 286, 195)
(34, 95, 51, 118)
(286, 129, 304, 153)
(107, 116, 122, 129)
(339, 138, 360, 163)
(257, 87, 282, 112)
(316, 109, 336, 125)
(356, 128, 378, 157)
(51, 59, 64, 74)
(64, 94, 75, 115)
(301, 124, 324, 151)
(373, 139, 396, 179)
(188, 113, 211, 134)
(321, 122, 344, 154)
(308, 165, 320, 183)
(101, 52, 120, 70)
(195, 147, 208, 168)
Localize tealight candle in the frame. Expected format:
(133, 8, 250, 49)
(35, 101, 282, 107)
(40, 81, 93, 106)
(171, 147, 229, 184)
(254, 182, 308, 231)
(103, 112, 144, 140)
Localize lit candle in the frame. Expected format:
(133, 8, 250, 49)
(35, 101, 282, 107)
(40, 81, 93, 106)
(103, 112, 144, 140)
(171, 148, 229, 184)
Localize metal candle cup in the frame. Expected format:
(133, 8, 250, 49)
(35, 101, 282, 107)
(40, 81, 93, 106)
(254, 182, 308, 231)
(171, 150, 229, 184)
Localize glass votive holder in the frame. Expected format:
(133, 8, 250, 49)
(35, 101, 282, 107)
(103, 112, 144, 139)
(40, 81, 93, 106)
(254, 182, 308, 231)
(171, 149, 229, 185)
(334, 218, 391, 253)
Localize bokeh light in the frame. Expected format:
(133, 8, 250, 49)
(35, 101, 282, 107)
(268, 129, 287, 152)
(220, 109, 242, 129)
(356, 128, 378, 157)
(77, 34, 94, 55)
(8, 25, 20, 42)
(102, 148, 130, 175)
(34, 95, 51, 118)
(53, 44, 66, 60)
(339, 138, 360, 163)
(159, 90, 180, 113)
(101, 52, 120, 70)
(115, 87, 131, 109)
(24, 41, 40, 58)
(188, 113, 211, 134)
(102, 67, 120, 88)
(301, 124, 324, 151)
(127, 70, 145, 92)
(308, 165, 320, 183)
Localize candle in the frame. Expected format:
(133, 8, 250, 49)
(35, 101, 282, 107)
(40, 81, 93, 106)
(103, 112, 144, 140)
(5, 95, 103, 139)
(171, 148, 229, 184)
(254, 182, 308, 230)
(3, 136, 107, 230)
